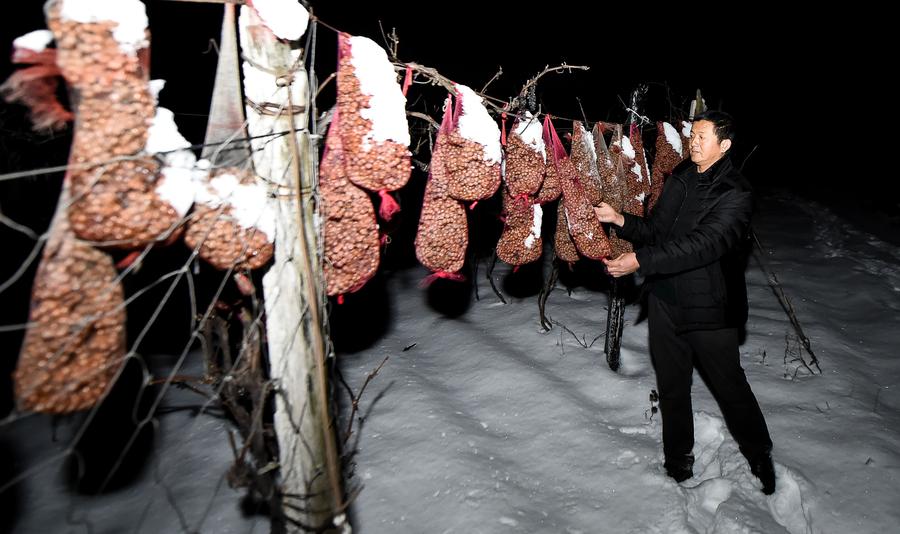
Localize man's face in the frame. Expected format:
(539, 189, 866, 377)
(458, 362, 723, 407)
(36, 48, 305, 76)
(689, 120, 730, 171)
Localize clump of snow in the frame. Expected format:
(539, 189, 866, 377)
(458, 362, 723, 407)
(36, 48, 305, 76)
(348, 36, 410, 149)
(681, 121, 692, 138)
(249, 0, 309, 41)
(59, 0, 148, 53)
(145, 105, 203, 217)
(155, 169, 196, 218)
(620, 135, 636, 160)
(13, 30, 53, 52)
(146, 107, 191, 155)
(149, 79, 166, 103)
(524, 204, 543, 249)
(621, 136, 644, 182)
(662, 122, 683, 155)
(514, 111, 546, 163)
(578, 123, 599, 168)
(455, 83, 502, 165)
(240, 55, 306, 113)
(195, 173, 274, 241)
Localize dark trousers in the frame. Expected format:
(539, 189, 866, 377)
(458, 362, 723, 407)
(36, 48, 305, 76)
(648, 294, 772, 466)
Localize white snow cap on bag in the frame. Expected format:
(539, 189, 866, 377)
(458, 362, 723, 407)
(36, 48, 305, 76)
(59, 0, 149, 53)
(662, 122, 683, 154)
(455, 84, 502, 165)
(195, 173, 275, 242)
(348, 35, 411, 149)
(13, 30, 54, 52)
(514, 111, 546, 163)
(249, 0, 309, 41)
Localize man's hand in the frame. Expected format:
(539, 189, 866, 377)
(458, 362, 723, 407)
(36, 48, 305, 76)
(603, 253, 639, 278)
(594, 202, 625, 227)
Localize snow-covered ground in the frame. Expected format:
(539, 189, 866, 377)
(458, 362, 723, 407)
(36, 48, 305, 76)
(337, 192, 900, 533)
(2, 192, 898, 533)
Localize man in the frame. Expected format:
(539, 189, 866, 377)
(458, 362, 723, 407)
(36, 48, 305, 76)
(594, 110, 776, 494)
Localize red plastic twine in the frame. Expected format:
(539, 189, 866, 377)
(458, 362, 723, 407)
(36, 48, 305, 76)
(542, 115, 567, 163)
(512, 193, 532, 208)
(500, 111, 508, 146)
(453, 88, 464, 128)
(420, 270, 467, 287)
(115, 251, 141, 270)
(402, 65, 413, 96)
(439, 95, 455, 135)
(378, 189, 401, 220)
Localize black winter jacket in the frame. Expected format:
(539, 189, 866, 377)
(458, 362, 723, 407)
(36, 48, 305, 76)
(617, 155, 752, 332)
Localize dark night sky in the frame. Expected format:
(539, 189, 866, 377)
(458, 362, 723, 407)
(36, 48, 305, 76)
(0, 2, 883, 193)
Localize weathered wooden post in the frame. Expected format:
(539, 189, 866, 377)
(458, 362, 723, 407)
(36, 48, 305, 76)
(238, 5, 343, 531)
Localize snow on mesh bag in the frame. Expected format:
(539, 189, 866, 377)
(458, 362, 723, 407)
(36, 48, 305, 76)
(503, 111, 545, 197)
(496, 189, 543, 266)
(554, 201, 580, 263)
(649, 121, 685, 212)
(442, 84, 502, 202)
(569, 120, 604, 207)
(184, 167, 275, 271)
(595, 122, 633, 257)
(48, 0, 189, 249)
(629, 122, 652, 203)
(545, 116, 611, 260)
(336, 33, 411, 220)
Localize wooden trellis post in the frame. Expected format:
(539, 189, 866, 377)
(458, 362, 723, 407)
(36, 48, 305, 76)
(238, 6, 343, 531)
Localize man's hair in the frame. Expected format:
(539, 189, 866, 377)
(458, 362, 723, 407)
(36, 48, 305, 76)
(693, 110, 735, 144)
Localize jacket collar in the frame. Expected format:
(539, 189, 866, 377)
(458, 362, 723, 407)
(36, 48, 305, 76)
(697, 155, 732, 183)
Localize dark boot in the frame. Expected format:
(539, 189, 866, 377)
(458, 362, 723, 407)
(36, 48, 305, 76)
(749, 453, 776, 495)
(664, 453, 694, 483)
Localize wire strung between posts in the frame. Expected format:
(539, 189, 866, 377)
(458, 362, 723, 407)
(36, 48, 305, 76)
(0, 130, 297, 183)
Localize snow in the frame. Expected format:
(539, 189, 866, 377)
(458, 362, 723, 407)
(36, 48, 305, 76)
(455, 83, 502, 165)
(620, 135, 636, 160)
(524, 204, 543, 249)
(59, 0, 148, 53)
(334, 191, 900, 533)
(155, 168, 196, 218)
(240, 47, 304, 109)
(620, 136, 644, 183)
(146, 107, 191, 155)
(5, 192, 900, 533)
(514, 111, 546, 163)
(148, 79, 166, 102)
(145, 106, 201, 217)
(13, 30, 53, 52)
(663, 122, 683, 155)
(581, 126, 598, 166)
(348, 36, 411, 149)
(195, 173, 275, 241)
(249, 0, 309, 41)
